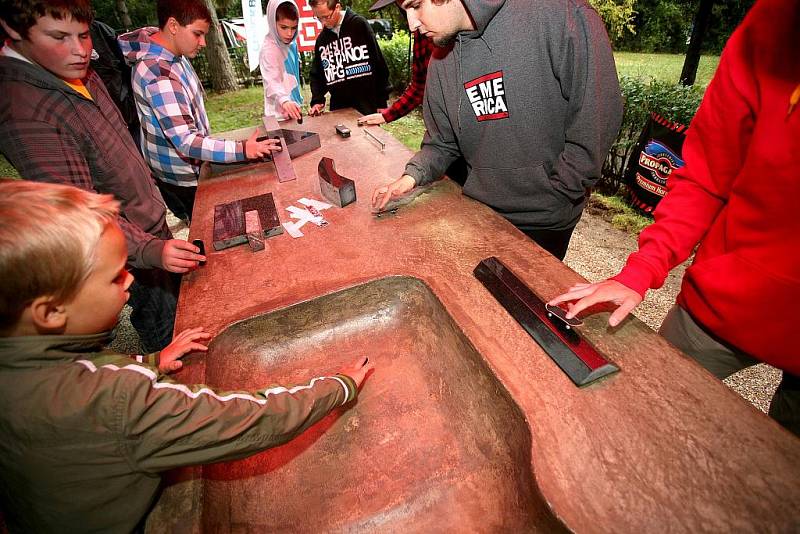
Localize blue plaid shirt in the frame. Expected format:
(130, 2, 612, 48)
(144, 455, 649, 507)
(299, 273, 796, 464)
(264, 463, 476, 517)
(119, 27, 246, 187)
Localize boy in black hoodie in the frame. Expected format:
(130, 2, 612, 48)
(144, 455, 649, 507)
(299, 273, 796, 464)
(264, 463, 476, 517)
(308, 0, 390, 115)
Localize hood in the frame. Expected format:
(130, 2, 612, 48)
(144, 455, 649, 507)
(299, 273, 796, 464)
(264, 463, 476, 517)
(460, 0, 505, 39)
(0, 331, 112, 370)
(118, 27, 176, 66)
(266, 0, 301, 49)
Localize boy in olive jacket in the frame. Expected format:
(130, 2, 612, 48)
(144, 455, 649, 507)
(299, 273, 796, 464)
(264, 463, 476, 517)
(0, 181, 372, 532)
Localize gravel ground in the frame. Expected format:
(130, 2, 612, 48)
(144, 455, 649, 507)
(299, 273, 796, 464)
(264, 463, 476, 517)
(113, 208, 780, 413)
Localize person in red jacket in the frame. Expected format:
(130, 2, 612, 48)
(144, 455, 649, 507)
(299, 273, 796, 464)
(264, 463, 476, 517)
(550, 0, 800, 436)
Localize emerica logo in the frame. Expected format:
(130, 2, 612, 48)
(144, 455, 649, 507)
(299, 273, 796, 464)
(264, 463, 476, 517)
(464, 71, 509, 121)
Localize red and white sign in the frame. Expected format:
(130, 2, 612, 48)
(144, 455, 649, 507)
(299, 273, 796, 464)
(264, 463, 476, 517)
(297, 0, 323, 52)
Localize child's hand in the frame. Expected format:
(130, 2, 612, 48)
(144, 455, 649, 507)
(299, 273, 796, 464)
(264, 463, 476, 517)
(282, 101, 302, 120)
(159, 327, 211, 373)
(308, 103, 325, 116)
(340, 356, 374, 389)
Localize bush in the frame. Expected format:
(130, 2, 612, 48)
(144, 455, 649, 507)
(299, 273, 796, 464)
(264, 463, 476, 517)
(378, 30, 412, 94)
(599, 75, 704, 193)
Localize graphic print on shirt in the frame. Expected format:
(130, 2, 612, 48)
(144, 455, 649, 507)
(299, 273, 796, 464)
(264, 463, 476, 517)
(320, 37, 373, 86)
(464, 71, 509, 121)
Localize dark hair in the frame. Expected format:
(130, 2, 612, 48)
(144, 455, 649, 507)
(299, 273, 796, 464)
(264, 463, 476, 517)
(276, 2, 299, 22)
(157, 0, 212, 29)
(308, 0, 340, 11)
(0, 0, 93, 39)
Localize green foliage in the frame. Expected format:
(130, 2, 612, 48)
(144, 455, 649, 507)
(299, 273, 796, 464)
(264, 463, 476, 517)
(92, 0, 156, 31)
(588, 0, 636, 40)
(613, 0, 754, 54)
(599, 75, 704, 193)
(378, 31, 412, 94)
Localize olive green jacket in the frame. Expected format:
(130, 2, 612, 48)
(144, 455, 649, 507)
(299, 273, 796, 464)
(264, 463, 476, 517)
(0, 332, 356, 532)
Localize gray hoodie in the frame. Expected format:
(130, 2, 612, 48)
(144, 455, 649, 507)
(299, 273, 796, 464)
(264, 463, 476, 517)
(405, 0, 623, 231)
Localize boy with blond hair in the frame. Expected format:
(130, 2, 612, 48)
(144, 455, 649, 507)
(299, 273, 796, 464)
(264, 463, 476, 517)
(0, 180, 372, 532)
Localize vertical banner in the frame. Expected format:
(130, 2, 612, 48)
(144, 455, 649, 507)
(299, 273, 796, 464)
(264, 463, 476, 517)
(242, 0, 268, 72)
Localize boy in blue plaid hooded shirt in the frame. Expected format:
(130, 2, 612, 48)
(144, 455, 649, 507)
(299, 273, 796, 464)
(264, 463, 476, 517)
(119, 0, 281, 223)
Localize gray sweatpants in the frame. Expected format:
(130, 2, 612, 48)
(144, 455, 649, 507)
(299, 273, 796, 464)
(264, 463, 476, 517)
(659, 305, 799, 437)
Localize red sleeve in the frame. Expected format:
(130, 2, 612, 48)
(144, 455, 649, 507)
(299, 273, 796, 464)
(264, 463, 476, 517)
(382, 32, 434, 123)
(613, 27, 756, 296)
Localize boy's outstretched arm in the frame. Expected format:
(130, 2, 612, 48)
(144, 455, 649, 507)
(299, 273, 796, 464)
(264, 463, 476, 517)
(118, 355, 373, 472)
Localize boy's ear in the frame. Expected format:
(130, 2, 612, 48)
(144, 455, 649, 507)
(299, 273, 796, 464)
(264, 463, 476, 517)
(0, 18, 24, 41)
(165, 16, 180, 35)
(29, 296, 67, 333)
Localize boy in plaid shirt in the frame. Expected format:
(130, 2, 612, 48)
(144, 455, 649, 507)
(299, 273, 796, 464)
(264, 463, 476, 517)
(119, 0, 281, 223)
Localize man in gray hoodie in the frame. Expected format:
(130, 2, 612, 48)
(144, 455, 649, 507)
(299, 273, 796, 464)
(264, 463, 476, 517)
(371, 0, 623, 260)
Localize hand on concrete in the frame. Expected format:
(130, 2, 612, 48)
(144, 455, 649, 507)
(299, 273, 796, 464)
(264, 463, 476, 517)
(159, 327, 211, 373)
(357, 113, 386, 126)
(548, 280, 643, 328)
(245, 130, 282, 160)
(340, 356, 374, 389)
(308, 103, 325, 116)
(282, 101, 302, 120)
(162, 239, 206, 273)
(371, 175, 417, 212)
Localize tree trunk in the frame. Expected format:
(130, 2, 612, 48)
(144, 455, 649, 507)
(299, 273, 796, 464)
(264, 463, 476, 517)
(203, 0, 239, 93)
(680, 0, 714, 86)
(115, 0, 132, 29)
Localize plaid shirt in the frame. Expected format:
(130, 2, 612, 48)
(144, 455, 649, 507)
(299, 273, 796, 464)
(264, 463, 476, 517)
(119, 28, 246, 187)
(381, 32, 435, 123)
(0, 52, 170, 270)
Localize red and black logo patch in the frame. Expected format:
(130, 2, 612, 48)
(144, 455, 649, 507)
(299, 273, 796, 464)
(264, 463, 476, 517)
(464, 71, 509, 122)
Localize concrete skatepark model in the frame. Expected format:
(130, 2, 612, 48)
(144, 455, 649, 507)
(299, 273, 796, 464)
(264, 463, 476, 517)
(146, 110, 800, 533)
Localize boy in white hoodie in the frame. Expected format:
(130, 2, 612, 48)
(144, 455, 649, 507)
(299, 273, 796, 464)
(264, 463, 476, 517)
(260, 0, 304, 121)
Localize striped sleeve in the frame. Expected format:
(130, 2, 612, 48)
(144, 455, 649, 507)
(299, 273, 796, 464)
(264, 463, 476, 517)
(143, 75, 245, 164)
(75, 360, 356, 472)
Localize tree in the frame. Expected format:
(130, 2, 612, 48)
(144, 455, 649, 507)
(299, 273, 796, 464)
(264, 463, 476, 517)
(203, 0, 239, 93)
(588, 0, 637, 40)
(116, 0, 133, 30)
(680, 0, 714, 85)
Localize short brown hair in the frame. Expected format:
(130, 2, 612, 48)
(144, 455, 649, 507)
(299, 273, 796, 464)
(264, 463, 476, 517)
(157, 0, 212, 29)
(0, 0, 93, 39)
(308, 0, 340, 11)
(0, 180, 120, 331)
(276, 2, 299, 22)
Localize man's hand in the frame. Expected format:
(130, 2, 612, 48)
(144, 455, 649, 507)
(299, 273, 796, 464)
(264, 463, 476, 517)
(245, 130, 282, 160)
(371, 175, 417, 211)
(159, 327, 211, 373)
(548, 280, 643, 327)
(339, 356, 374, 389)
(357, 113, 386, 126)
(162, 239, 206, 273)
(308, 103, 325, 116)
(282, 101, 302, 120)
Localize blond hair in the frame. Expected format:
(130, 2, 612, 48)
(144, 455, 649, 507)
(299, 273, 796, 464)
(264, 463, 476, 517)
(0, 180, 120, 330)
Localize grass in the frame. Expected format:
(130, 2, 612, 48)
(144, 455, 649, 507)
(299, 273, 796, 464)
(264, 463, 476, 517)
(614, 52, 719, 88)
(587, 193, 652, 234)
(381, 109, 426, 151)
